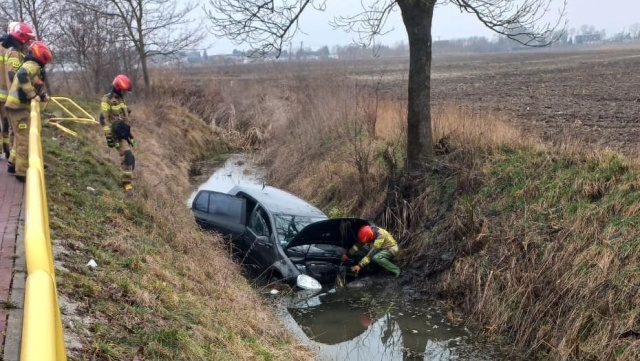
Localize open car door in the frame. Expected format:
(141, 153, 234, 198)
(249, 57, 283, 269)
(191, 190, 247, 240)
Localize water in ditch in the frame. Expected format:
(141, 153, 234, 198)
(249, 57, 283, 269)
(192, 154, 506, 361)
(276, 281, 505, 361)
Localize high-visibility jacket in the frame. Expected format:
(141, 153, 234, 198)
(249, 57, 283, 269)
(4, 47, 24, 93)
(0, 47, 8, 102)
(347, 226, 399, 267)
(6, 60, 43, 110)
(99, 92, 129, 126)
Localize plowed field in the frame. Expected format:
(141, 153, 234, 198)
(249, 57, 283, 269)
(379, 44, 640, 157)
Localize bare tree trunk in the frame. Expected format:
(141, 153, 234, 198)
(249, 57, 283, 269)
(398, 0, 435, 174)
(140, 55, 150, 95)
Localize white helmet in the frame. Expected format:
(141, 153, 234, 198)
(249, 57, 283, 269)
(6, 21, 18, 33)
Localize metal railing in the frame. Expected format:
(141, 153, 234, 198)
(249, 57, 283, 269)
(21, 100, 66, 361)
(42, 97, 97, 137)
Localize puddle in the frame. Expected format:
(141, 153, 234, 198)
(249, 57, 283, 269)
(194, 155, 505, 360)
(276, 282, 504, 361)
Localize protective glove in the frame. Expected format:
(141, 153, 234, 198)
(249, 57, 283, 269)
(351, 265, 362, 274)
(341, 254, 349, 263)
(103, 125, 118, 148)
(129, 138, 137, 148)
(106, 135, 118, 148)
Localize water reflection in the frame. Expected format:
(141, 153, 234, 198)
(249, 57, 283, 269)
(279, 284, 501, 361)
(187, 154, 266, 205)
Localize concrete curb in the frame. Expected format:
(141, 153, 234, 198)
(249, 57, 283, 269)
(4, 203, 25, 361)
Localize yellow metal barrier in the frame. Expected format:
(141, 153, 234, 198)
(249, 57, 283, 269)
(41, 97, 97, 137)
(21, 100, 67, 361)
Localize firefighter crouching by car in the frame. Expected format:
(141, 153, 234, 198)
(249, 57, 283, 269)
(5, 40, 51, 181)
(1, 21, 35, 167)
(100, 74, 135, 192)
(341, 224, 401, 277)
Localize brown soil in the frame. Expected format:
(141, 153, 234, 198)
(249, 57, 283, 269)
(369, 43, 640, 157)
(192, 42, 640, 157)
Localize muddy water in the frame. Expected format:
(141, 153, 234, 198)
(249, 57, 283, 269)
(193, 155, 505, 361)
(277, 282, 503, 361)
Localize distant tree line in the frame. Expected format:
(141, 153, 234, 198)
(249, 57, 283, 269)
(0, 0, 204, 96)
(222, 22, 640, 61)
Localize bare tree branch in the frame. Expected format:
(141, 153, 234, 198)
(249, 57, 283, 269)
(203, 0, 566, 173)
(330, 0, 397, 49)
(206, 0, 327, 58)
(450, 0, 568, 46)
(68, 0, 205, 93)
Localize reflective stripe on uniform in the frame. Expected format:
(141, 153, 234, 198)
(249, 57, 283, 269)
(5, 57, 20, 68)
(6, 61, 41, 109)
(100, 93, 129, 125)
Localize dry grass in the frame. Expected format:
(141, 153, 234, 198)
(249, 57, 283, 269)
(208, 69, 640, 361)
(50, 63, 640, 360)
(44, 80, 314, 360)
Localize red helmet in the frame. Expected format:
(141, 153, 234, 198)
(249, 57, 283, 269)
(113, 74, 131, 92)
(357, 225, 375, 243)
(29, 41, 52, 65)
(9, 22, 35, 44)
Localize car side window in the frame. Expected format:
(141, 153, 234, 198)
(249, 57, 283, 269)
(248, 207, 271, 237)
(194, 192, 209, 212)
(207, 193, 245, 223)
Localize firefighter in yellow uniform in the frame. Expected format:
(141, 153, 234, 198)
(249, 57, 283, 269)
(100, 74, 135, 191)
(342, 224, 401, 277)
(5, 40, 51, 181)
(0, 22, 16, 159)
(0, 22, 34, 167)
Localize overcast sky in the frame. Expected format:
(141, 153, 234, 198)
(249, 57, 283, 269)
(200, 0, 640, 54)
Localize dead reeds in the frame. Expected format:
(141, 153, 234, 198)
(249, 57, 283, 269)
(212, 66, 640, 361)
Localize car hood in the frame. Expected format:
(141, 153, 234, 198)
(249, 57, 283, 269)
(285, 218, 370, 250)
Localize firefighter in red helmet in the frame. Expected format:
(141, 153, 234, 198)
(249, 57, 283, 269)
(342, 224, 401, 277)
(100, 74, 136, 192)
(5, 40, 51, 181)
(1, 21, 35, 170)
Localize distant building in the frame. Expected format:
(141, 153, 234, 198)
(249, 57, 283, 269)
(184, 51, 202, 63)
(573, 34, 602, 45)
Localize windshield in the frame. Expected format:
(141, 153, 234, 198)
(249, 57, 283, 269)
(274, 214, 326, 247)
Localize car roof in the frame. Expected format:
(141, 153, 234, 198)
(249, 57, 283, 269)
(229, 184, 327, 218)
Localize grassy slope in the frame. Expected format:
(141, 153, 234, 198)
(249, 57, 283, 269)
(438, 146, 640, 360)
(225, 73, 640, 360)
(279, 128, 640, 360)
(290, 139, 640, 359)
(42, 99, 313, 360)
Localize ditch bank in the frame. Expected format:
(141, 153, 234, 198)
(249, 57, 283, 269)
(190, 154, 506, 360)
